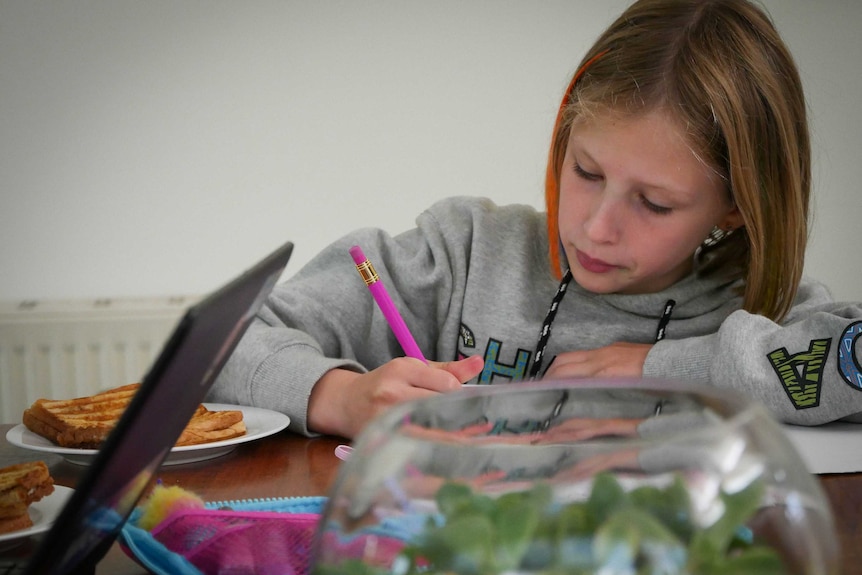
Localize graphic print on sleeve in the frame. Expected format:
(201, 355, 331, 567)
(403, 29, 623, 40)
(838, 321, 862, 391)
(766, 338, 831, 410)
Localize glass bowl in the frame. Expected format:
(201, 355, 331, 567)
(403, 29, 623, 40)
(310, 378, 839, 575)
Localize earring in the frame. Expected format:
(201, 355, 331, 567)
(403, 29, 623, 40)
(702, 225, 733, 248)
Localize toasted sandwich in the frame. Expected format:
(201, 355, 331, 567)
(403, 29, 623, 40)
(176, 408, 246, 446)
(23, 384, 245, 449)
(0, 461, 54, 535)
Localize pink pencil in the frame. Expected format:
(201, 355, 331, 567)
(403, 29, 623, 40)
(349, 245, 427, 362)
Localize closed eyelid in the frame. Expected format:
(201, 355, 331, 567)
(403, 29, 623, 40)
(575, 155, 690, 206)
(573, 162, 602, 182)
(639, 193, 673, 215)
(567, 145, 601, 175)
(568, 144, 598, 169)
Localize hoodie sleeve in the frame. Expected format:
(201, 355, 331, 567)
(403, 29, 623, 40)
(643, 278, 862, 425)
(206, 221, 460, 435)
(206, 196, 506, 435)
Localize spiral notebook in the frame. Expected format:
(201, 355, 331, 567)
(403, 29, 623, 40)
(2, 241, 292, 575)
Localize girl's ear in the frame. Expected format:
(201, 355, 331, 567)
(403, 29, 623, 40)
(721, 206, 745, 232)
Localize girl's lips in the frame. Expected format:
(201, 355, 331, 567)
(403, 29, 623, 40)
(576, 250, 617, 273)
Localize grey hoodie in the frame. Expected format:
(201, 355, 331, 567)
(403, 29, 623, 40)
(208, 196, 862, 435)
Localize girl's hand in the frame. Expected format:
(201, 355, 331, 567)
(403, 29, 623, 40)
(543, 342, 652, 379)
(308, 355, 484, 439)
(401, 420, 496, 443)
(535, 417, 643, 443)
(461, 417, 642, 446)
(552, 448, 642, 483)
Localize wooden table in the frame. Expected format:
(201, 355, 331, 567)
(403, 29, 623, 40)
(1, 424, 859, 574)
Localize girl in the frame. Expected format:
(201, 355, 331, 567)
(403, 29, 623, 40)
(208, 0, 862, 439)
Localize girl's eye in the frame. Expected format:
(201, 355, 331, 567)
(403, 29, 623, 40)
(640, 194, 673, 215)
(573, 162, 602, 182)
(573, 159, 673, 215)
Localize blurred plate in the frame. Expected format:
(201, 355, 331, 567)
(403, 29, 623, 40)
(0, 485, 73, 549)
(5, 404, 289, 466)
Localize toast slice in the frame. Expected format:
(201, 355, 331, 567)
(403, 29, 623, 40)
(23, 384, 245, 449)
(23, 384, 140, 449)
(0, 512, 36, 535)
(0, 461, 54, 534)
(176, 409, 247, 446)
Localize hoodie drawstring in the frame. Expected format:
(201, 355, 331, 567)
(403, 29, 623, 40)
(529, 269, 676, 381)
(529, 269, 573, 379)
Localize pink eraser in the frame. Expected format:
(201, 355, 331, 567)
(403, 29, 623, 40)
(349, 245, 366, 265)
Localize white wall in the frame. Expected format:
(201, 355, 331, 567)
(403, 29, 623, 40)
(1, 1, 860, 302)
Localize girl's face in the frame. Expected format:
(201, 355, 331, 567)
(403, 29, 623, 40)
(558, 109, 742, 295)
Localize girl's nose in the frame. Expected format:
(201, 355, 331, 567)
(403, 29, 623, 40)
(584, 194, 622, 244)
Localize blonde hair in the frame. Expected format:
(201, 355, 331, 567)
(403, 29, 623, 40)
(545, 0, 810, 322)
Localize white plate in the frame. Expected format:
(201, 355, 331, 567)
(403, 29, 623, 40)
(5, 404, 290, 466)
(0, 485, 73, 548)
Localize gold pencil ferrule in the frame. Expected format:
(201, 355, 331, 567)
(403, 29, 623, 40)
(355, 260, 379, 286)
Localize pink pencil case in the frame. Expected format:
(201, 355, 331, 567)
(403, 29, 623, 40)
(120, 496, 410, 575)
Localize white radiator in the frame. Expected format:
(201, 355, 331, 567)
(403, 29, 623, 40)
(0, 297, 196, 424)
